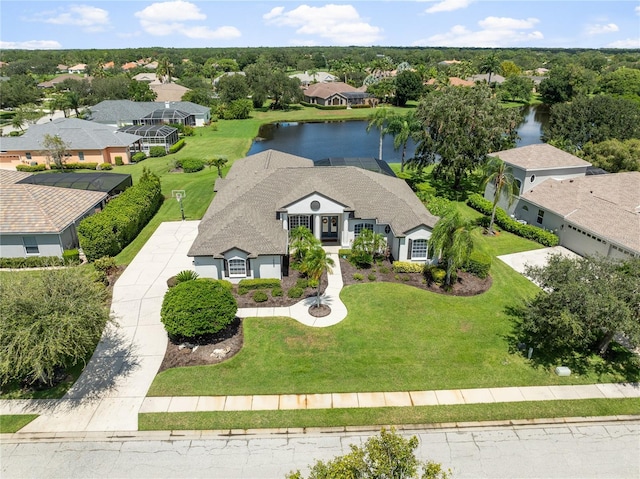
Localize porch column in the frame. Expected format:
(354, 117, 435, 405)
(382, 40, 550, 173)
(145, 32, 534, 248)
(342, 215, 349, 246)
(314, 215, 321, 241)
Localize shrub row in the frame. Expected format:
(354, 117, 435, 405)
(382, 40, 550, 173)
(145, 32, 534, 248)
(169, 139, 186, 154)
(98, 163, 113, 170)
(237, 278, 282, 295)
(463, 251, 492, 279)
(300, 101, 347, 110)
(392, 261, 424, 273)
(467, 194, 559, 247)
(16, 164, 46, 172)
(78, 169, 163, 262)
(132, 152, 147, 163)
(149, 146, 167, 157)
(0, 256, 66, 268)
(50, 162, 99, 170)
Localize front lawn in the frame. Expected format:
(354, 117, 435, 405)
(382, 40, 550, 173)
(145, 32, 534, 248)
(0, 415, 38, 433)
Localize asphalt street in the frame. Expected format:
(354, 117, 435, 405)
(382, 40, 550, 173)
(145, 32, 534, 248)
(2, 421, 639, 479)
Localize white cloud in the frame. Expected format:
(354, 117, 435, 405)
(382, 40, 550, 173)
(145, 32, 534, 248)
(0, 40, 62, 50)
(263, 4, 383, 46)
(607, 38, 640, 48)
(413, 16, 543, 47)
(636, 5, 640, 15)
(585, 23, 619, 35)
(134, 1, 241, 40)
(424, 0, 473, 14)
(32, 5, 110, 33)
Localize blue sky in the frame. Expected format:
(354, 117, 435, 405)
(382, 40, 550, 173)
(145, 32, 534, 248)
(1, 1, 639, 50)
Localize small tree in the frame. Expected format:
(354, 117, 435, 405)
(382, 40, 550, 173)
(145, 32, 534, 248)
(287, 428, 451, 479)
(207, 156, 228, 178)
(42, 133, 70, 170)
(351, 228, 386, 268)
(300, 246, 335, 308)
(289, 226, 319, 265)
(481, 156, 519, 234)
(428, 208, 474, 287)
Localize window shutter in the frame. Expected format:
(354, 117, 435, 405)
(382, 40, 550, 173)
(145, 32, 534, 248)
(246, 259, 250, 276)
(223, 259, 228, 277)
(407, 239, 412, 260)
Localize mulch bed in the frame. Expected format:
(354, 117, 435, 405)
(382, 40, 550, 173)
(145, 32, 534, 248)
(339, 257, 492, 296)
(233, 269, 328, 308)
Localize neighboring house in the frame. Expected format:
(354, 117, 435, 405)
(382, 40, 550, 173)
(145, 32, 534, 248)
(144, 61, 158, 70)
(426, 77, 475, 87)
(118, 124, 179, 154)
(212, 71, 246, 86)
(0, 170, 107, 258)
(290, 71, 337, 86)
(121, 61, 138, 71)
(102, 61, 115, 70)
(37, 73, 91, 89)
(0, 118, 142, 169)
(438, 60, 463, 66)
(484, 143, 639, 259)
(132, 72, 160, 83)
(67, 64, 87, 74)
(150, 83, 191, 102)
(303, 81, 371, 106)
(88, 100, 210, 127)
(56, 64, 68, 72)
(188, 150, 438, 282)
(468, 73, 506, 84)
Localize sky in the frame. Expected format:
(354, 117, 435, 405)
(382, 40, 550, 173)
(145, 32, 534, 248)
(1, 0, 639, 50)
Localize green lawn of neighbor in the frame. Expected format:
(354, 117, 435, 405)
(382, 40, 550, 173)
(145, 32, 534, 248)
(147, 230, 639, 398)
(139, 398, 640, 431)
(0, 415, 38, 433)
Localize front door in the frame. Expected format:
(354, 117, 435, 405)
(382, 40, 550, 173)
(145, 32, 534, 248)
(321, 215, 339, 241)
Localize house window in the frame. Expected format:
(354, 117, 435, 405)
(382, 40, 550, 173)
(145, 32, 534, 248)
(227, 258, 246, 277)
(411, 239, 428, 259)
(23, 236, 39, 255)
(521, 205, 529, 211)
(530, 174, 536, 183)
(536, 209, 544, 225)
(25, 152, 32, 160)
(289, 215, 311, 230)
(78, 152, 85, 161)
(354, 223, 373, 237)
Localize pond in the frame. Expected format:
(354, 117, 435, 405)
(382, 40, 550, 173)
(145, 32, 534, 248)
(247, 105, 549, 163)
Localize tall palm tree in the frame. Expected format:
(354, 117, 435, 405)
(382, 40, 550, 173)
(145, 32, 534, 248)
(156, 56, 173, 84)
(428, 208, 474, 287)
(479, 53, 501, 84)
(300, 245, 335, 308)
(386, 111, 422, 172)
(366, 107, 393, 161)
(481, 156, 519, 234)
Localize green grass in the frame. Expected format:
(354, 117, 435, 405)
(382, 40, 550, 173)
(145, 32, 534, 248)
(138, 398, 640, 431)
(0, 415, 39, 433)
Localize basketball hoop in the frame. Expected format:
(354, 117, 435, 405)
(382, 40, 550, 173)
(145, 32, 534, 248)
(171, 190, 186, 221)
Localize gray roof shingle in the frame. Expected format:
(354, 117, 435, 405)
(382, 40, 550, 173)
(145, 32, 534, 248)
(491, 143, 591, 170)
(88, 100, 209, 124)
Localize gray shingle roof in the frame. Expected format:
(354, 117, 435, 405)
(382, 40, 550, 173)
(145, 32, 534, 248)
(521, 171, 640, 253)
(88, 100, 209, 124)
(1, 183, 107, 234)
(491, 143, 591, 170)
(189, 150, 438, 257)
(0, 118, 141, 151)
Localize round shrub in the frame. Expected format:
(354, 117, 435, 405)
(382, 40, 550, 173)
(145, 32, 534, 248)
(271, 287, 283, 297)
(464, 251, 492, 279)
(368, 273, 377, 281)
(253, 290, 268, 303)
(181, 158, 204, 173)
(131, 152, 147, 163)
(287, 286, 304, 298)
(353, 273, 364, 281)
(149, 146, 167, 158)
(161, 280, 237, 340)
(295, 278, 309, 289)
(99, 162, 113, 170)
(424, 265, 447, 285)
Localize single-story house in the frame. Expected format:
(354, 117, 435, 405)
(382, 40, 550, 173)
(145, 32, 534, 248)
(118, 124, 179, 154)
(0, 118, 142, 169)
(290, 71, 337, 86)
(68, 64, 87, 74)
(426, 77, 475, 87)
(37, 73, 91, 89)
(0, 170, 107, 258)
(88, 100, 210, 127)
(468, 73, 506, 84)
(212, 71, 246, 86)
(484, 143, 639, 259)
(188, 150, 439, 282)
(303, 82, 371, 107)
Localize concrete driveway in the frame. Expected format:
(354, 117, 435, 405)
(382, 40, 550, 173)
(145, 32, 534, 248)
(497, 246, 580, 278)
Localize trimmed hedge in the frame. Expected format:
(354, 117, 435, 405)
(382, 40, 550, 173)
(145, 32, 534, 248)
(463, 250, 492, 279)
(0, 256, 66, 268)
(149, 146, 167, 158)
(300, 101, 347, 110)
(238, 278, 282, 295)
(338, 248, 351, 258)
(62, 249, 80, 264)
(392, 261, 424, 273)
(271, 287, 283, 297)
(467, 194, 559, 247)
(16, 164, 46, 172)
(78, 168, 163, 261)
(253, 291, 268, 303)
(161, 280, 237, 340)
(169, 139, 186, 154)
(287, 286, 304, 298)
(99, 163, 113, 170)
(50, 162, 98, 170)
(132, 152, 147, 163)
(180, 158, 204, 173)
(115, 156, 124, 166)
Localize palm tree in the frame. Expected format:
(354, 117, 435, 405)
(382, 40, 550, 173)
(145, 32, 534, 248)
(366, 107, 393, 161)
(300, 245, 335, 308)
(428, 208, 474, 287)
(479, 53, 501, 84)
(64, 91, 82, 118)
(481, 156, 519, 234)
(289, 226, 319, 265)
(156, 57, 173, 84)
(11, 114, 24, 132)
(208, 156, 228, 178)
(386, 111, 422, 172)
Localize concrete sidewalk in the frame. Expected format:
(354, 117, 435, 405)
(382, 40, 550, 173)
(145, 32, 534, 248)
(139, 383, 640, 414)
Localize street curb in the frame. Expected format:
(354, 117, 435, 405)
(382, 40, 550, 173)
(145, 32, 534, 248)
(2, 415, 638, 443)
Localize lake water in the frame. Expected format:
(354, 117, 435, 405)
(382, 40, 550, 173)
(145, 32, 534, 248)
(247, 105, 549, 162)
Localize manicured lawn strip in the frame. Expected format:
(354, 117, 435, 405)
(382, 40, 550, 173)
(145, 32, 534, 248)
(138, 398, 640, 431)
(0, 415, 38, 433)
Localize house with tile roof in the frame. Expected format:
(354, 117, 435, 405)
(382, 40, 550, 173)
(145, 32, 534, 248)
(188, 150, 439, 282)
(0, 118, 142, 169)
(485, 143, 639, 259)
(303, 81, 371, 107)
(0, 170, 107, 258)
(37, 73, 91, 89)
(67, 64, 87, 74)
(88, 99, 210, 126)
(290, 71, 337, 87)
